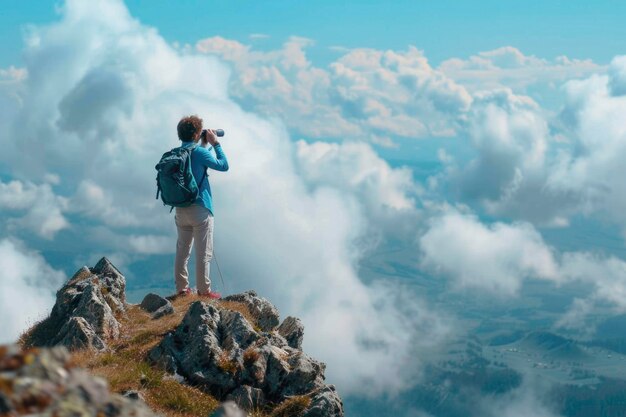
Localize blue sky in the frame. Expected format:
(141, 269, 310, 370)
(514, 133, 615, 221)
(2, 0, 626, 68)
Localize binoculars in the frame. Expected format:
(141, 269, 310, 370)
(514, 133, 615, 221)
(201, 129, 225, 139)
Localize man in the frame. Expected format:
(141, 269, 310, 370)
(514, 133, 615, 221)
(174, 115, 228, 298)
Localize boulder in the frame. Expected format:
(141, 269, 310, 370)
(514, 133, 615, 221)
(277, 316, 304, 349)
(223, 290, 280, 331)
(140, 293, 174, 319)
(24, 257, 126, 351)
(0, 345, 158, 417)
(122, 390, 145, 402)
(302, 385, 344, 417)
(225, 385, 265, 411)
(56, 316, 106, 350)
(92, 257, 127, 312)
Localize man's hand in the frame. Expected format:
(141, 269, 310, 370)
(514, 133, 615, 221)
(201, 129, 219, 147)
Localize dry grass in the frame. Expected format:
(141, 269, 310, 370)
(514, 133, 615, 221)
(243, 347, 261, 366)
(18, 319, 45, 349)
(216, 350, 241, 375)
(270, 395, 312, 417)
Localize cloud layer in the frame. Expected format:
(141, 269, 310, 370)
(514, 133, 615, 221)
(196, 37, 471, 143)
(0, 239, 65, 343)
(420, 209, 626, 331)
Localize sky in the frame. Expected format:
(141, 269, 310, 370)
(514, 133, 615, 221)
(2, 0, 626, 68)
(2, 1, 626, 416)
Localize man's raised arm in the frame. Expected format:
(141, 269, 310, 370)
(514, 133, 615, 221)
(200, 129, 229, 172)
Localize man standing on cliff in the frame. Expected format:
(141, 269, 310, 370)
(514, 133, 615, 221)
(173, 115, 228, 298)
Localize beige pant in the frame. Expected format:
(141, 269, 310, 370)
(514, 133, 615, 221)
(174, 205, 214, 293)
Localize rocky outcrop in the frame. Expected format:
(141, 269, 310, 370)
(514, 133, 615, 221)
(149, 297, 344, 417)
(0, 345, 157, 417)
(140, 293, 174, 319)
(18, 256, 343, 417)
(24, 257, 126, 351)
(223, 291, 280, 331)
(277, 316, 305, 350)
(302, 385, 345, 417)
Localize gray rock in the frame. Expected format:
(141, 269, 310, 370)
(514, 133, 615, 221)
(140, 293, 174, 319)
(301, 385, 344, 417)
(25, 258, 126, 351)
(148, 333, 179, 374)
(0, 345, 158, 417)
(225, 385, 265, 411)
(73, 282, 120, 338)
(283, 352, 326, 397)
(149, 300, 333, 409)
(219, 309, 259, 351)
(149, 302, 250, 396)
(223, 290, 280, 331)
(152, 303, 175, 319)
(56, 316, 106, 351)
(263, 346, 292, 398)
(122, 390, 145, 402)
(140, 293, 169, 313)
(210, 401, 248, 417)
(278, 316, 304, 349)
(92, 257, 127, 309)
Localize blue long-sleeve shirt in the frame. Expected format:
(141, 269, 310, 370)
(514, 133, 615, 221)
(180, 141, 229, 215)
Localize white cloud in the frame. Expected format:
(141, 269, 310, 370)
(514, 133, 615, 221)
(128, 234, 172, 255)
(480, 378, 563, 417)
(445, 89, 562, 222)
(437, 54, 626, 234)
(554, 252, 626, 333)
(0, 0, 444, 396)
(608, 55, 626, 96)
(420, 209, 626, 325)
(440, 46, 601, 93)
(0, 66, 27, 83)
(0, 179, 69, 239)
(554, 297, 595, 333)
(295, 141, 416, 211)
(195, 37, 471, 142)
(0, 239, 66, 343)
(545, 58, 626, 229)
(432, 87, 578, 227)
(249, 33, 269, 40)
(420, 211, 560, 296)
(465, 89, 548, 190)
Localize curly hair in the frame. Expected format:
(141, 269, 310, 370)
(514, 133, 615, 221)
(177, 115, 203, 142)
